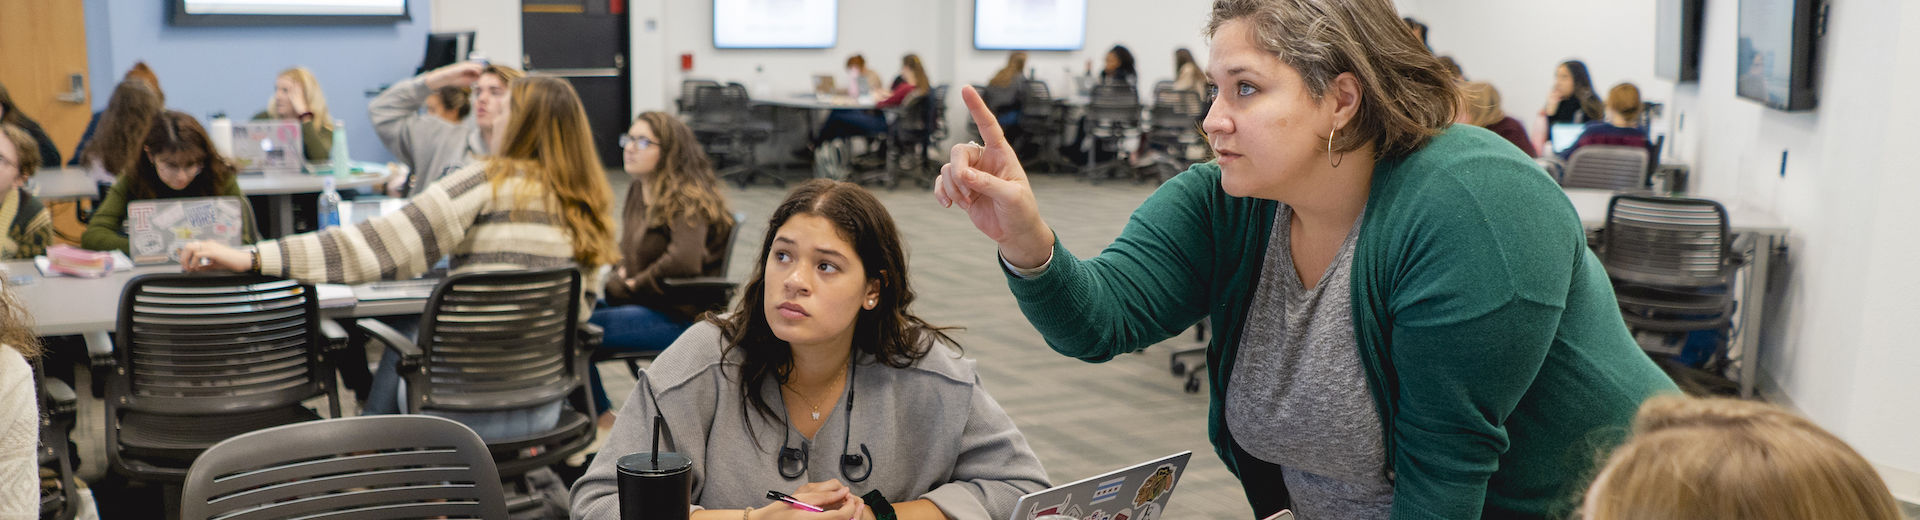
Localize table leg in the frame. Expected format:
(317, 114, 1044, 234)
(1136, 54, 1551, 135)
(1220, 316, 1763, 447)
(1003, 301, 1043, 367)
(1738, 232, 1777, 399)
(273, 194, 295, 238)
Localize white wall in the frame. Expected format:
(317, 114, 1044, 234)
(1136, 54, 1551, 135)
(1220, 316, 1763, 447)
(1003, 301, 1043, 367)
(429, 0, 522, 70)
(1414, 0, 1920, 501)
(645, 0, 939, 111)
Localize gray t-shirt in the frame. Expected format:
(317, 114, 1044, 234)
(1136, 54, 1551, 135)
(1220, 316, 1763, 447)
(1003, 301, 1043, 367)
(1226, 205, 1394, 519)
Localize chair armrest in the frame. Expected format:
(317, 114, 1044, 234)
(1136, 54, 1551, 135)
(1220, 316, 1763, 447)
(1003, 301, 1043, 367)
(319, 319, 350, 352)
(354, 318, 423, 369)
(42, 378, 77, 416)
(1535, 157, 1566, 182)
(1728, 232, 1757, 268)
(578, 322, 604, 352)
(661, 276, 735, 289)
(84, 330, 114, 369)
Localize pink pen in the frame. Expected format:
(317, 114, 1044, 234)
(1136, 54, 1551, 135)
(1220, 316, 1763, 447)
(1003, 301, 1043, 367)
(765, 490, 827, 513)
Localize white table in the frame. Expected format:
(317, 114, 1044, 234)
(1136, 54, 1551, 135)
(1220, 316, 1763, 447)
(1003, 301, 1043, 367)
(27, 166, 392, 238)
(25, 167, 101, 200)
(752, 93, 877, 111)
(1563, 188, 1788, 398)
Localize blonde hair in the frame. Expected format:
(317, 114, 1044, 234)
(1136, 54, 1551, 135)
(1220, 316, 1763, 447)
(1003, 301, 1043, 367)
(1606, 83, 1643, 126)
(1206, 0, 1459, 159)
(634, 111, 730, 229)
(1, 282, 39, 359)
(1457, 81, 1505, 128)
(270, 66, 334, 131)
(989, 52, 1028, 88)
(485, 76, 618, 268)
(1584, 395, 1904, 520)
(902, 54, 931, 96)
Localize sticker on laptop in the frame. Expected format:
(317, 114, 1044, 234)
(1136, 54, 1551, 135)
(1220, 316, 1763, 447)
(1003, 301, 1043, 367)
(1132, 464, 1177, 507)
(1090, 477, 1126, 505)
(1132, 503, 1162, 520)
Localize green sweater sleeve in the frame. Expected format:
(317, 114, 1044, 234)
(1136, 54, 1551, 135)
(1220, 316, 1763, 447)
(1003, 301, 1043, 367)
(81, 179, 132, 253)
(1003, 166, 1221, 362)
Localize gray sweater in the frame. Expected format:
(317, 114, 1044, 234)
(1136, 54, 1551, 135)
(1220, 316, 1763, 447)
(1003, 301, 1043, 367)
(368, 76, 489, 197)
(569, 321, 1050, 520)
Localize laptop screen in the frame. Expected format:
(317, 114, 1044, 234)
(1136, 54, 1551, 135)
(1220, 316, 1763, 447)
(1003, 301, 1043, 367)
(126, 197, 248, 265)
(1550, 122, 1589, 155)
(230, 120, 306, 174)
(1009, 451, 1191, 520)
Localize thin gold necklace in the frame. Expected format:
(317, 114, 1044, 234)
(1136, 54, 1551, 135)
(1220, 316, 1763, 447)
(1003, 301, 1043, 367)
(784, 368, 846, 421)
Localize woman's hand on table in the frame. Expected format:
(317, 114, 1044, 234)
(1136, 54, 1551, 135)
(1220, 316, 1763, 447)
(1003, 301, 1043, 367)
(178, 241, 252, 273)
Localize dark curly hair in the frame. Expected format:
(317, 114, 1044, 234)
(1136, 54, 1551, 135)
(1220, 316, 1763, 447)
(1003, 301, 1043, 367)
(712, 179, 958, 427)
(125, 111, 237, 200)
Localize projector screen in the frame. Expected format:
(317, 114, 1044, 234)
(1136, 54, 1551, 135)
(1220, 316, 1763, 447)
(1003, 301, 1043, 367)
(171, 0, 409, 25)
(975, 0, 1086, 51)
(714, 0, 838, 49)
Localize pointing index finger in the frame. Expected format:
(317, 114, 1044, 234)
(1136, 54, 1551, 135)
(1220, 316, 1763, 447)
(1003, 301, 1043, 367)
(961, 85, 1010, 148)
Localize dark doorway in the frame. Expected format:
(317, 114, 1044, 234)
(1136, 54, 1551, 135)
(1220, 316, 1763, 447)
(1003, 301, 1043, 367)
(522, 0, 630, 167)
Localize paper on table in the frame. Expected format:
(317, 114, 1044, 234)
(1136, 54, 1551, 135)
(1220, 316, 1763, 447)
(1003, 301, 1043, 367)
(315, 284, 357, 309)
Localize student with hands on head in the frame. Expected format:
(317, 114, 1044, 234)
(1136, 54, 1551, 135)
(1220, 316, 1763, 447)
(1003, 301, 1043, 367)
(934, 0, 1674, 517)
(570, 180, 1049, 520)
(370, 60, 525, 197)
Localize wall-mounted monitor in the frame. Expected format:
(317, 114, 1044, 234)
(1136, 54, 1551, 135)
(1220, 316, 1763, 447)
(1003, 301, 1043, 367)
(170, 0, 410, 26)
(1736, 0, 1825, 111)
(975, 0, 1087, 51)
(1655, 0, 1704, 82)
(714, 0, 838, 50)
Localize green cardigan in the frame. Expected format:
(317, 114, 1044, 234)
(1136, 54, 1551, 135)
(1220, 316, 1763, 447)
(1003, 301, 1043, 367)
(82, 173, 251, 254)
(1006, 125, 1675, 519)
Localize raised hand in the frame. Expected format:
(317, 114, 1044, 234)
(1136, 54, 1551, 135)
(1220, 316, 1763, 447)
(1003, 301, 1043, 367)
(933, 86, 1055, 268)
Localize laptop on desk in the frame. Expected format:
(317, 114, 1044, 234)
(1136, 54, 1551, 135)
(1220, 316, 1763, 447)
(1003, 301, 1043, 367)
(1009, 451, 1190, 520)
(230, 120, 305, 174)
(126, 197, 249, 265)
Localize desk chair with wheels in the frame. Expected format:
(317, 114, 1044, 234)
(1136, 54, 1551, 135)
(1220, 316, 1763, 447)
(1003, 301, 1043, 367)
(677, 79, 720, 116)
(858, 85, 948, 189)
(593, 211, 749, 380)
(180, 415, 508, 520)
(97, 273, 345, 516)
(355, 267, 593, 516)
(689, 84, 777, 187)
(1016, 80, 1079, 174)
(1083, 83, 1143, 183)
(1561, 145, 1651, 191)
(1599, 195, 1747, 393)
(1140, 87, 1206, 185)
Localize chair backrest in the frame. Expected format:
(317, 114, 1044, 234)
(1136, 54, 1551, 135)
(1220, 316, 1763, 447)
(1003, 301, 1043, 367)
(1148, 89, 1204, 140)
(678, 79, 719, 113)
(895, 85, 949, 136)
(181, 415, 508, 520)
(1089, 83, 1142, 126)
(114, 273, 334, 416)
(1600, 194, 1734, 287)
(1563, 145, 1651, 191)
(1020, 79, 1056, 120)
(720, 212, 748, 278)
(689, 84, 749, 127)
(414, 267, 582, 412)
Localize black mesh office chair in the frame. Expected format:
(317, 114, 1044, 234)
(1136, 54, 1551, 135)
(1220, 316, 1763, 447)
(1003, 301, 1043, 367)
(1562, 145, 1652, 191)
(1016, 80, 1080, 174)
(593, 211, 749, 379)
(98, 273, 343, 515)
(357, 267, 593, 516)
(855, 85, 948, 189)
(180, 415, 509, 520)
(677, 78, 720, 116)
(1599, 195, 1747, 353)
(34, 357, 80, 520)
(1084, 83, 1143, 183)
(1140, 87, 1206, 184)
(689, 83, 778, 187)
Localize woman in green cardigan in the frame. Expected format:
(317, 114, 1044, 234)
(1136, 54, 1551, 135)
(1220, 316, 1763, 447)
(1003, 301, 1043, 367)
(933, 0, 1675, 518)
(83, 111, 249, 253)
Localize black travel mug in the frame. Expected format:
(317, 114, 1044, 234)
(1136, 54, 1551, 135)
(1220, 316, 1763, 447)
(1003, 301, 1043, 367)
(617, 451, 692, 520)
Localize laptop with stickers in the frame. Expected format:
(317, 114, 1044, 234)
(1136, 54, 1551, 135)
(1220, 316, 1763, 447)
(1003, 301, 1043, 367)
(1008, 451, 1191, 520)
(126, 196, 249, 265)
(229, 120, 305, 174)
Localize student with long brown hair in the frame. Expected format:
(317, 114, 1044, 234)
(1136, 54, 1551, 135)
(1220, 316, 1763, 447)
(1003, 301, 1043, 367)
(1581, 395, 1905, 520)
(73, 80, 165, 181)
(70, 62, 164, 166)
(183, 76, 617, 435)
(82, 111, 248, 254)
(572, 180, 1048, 520)
(254, 66, 336, 162)
(0, 124, 52, 259)
(934, 0, 1675, 517)
(586, 111, 735, 424)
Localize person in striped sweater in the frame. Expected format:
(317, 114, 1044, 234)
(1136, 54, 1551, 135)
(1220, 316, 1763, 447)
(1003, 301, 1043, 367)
(181, 76, 619, 438)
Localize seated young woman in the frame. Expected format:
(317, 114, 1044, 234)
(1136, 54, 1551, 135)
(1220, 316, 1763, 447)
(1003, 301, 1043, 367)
(82, 111, 251, 254)
(252, 66, 336, 162)
(570, 180, 1049, 520)
(0, 124, 52, 259)
(586, 111, 735, 427)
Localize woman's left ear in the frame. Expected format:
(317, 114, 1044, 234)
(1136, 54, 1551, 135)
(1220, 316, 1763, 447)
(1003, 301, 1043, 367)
(1331, 72, 1363, 130)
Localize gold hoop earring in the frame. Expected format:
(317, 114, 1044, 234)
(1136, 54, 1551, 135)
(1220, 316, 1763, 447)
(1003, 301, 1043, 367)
(1327, 128, 1345, 168)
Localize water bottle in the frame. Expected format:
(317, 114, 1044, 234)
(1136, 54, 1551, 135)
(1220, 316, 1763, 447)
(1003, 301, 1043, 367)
(329, 119, 351, 175)
(208, 114, 234, 160)
(318, 177, 342, 229)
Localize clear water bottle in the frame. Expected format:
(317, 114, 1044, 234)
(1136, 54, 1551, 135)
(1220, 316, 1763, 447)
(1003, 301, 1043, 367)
(318, 177, 342, 229)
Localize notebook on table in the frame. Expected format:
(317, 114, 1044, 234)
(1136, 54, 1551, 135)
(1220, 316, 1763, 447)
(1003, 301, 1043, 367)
(125, 196, 248, 265)
(1009, 451, 1191, 520)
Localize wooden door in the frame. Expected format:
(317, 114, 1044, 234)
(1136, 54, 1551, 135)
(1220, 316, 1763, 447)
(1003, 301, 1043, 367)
(0, 0, 91, 158)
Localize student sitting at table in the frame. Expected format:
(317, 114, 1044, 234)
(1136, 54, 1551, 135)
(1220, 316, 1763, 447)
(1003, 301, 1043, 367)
(1559, 82, 1650, 160)
(0, 124, 52, 259)
(73, 80, 166, 185)
(816, 55, 931, 146)
(70, 62, 164, 167)
(253, 66, 335, 162)
(82, 111, 250, 254)
(370, 61, 525, 197)
(181, 76, 618, 439)
(570, 179, 1049, 520)
(586, 111, 735, 431)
